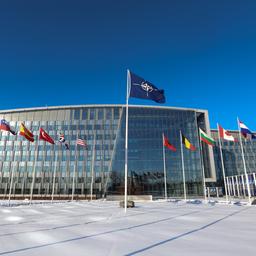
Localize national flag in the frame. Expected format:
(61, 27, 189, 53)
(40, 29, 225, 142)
(129, 71, 165, 103)
(182, 134, 196, 151)
(218, 124, 236, 141)
(0, 119, 16, 135)
(19, 123, 34, 142)
(238, 120, 256, 139)
(59, 134, 65, 143)
(59, 134, 69, 150)
(39, 128, 55, 144)
(163, 135, 176, 151)
(199, 128, 215, 146)
(76, 138, 87, 147)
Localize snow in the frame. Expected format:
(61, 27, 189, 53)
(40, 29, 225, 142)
(0, 200, 255, 256)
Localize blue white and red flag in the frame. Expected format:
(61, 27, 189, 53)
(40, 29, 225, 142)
(0, 119, 16, 135)
(239, 120, 256, 139)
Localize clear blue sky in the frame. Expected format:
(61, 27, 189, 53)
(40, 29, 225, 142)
(0, 0, 256, 130)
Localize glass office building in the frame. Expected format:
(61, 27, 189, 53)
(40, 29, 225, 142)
(211, 130, 256, 197)
(0, 105, 216, 199)
(211, 130, 256, 180)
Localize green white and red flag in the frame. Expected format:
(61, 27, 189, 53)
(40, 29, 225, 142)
(199, 128, 215, 146)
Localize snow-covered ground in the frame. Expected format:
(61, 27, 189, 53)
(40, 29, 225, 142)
(0, 200, 255, 256)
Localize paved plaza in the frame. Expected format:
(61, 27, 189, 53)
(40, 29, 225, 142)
(0, 200, 255, 256)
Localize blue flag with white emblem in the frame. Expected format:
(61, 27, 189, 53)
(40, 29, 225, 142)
(129, 71, 165, 103)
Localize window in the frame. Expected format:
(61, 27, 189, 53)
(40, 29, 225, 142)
(74, 109, 80, 120)
(90, 109, 95, 120)
(98, 109, 104, 120)
(82, 109, 88, 120)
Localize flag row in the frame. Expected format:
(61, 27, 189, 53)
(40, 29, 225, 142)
(163, 120, 255, 152)
(0, 120, 87, 149)
(1, 117, 254, 152)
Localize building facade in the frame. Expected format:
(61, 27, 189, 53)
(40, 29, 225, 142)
(0, 105, 216, 199)
(211, 130, 256, 197)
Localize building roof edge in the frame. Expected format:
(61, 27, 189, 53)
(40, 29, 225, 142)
(0, 104, 207, 114)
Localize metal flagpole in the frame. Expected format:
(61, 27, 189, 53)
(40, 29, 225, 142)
(194, 114, 207, 202)
(179, 131, 187, 201)
(51, 144, 59, 203)
(162, 133, 167, 201)
(217, 123, 228, 203)
(90, 132, 96, 201)
(8, 141, 17, 206)
(198, 137, 207, 202)
(124, 70, 130, 212)
(237, 117, 251, 204)
(71, 132, 78, 201)
(67, 143, 70, 196)
(17, 141, 22, 196)
(30, 140, 39, 204)
(83, 144, 87, 197)
(3, 133, 8, 197)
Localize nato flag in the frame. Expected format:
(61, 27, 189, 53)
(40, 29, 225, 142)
(129, 71, 165, 103)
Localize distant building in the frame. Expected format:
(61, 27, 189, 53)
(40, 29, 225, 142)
(211, 130, 256, 197)
(211, 130, 256, 179)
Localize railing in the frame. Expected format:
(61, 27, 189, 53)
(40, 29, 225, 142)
(225, 172, 256, 198)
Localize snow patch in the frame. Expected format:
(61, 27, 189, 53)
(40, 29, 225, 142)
(1, 209, 11, 213)
(5, 216, 23, 221)
(26, 232, 54, 244)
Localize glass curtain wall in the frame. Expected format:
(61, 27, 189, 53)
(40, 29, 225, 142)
(110, 106, 205, 198)
(211, 130, 256, 184)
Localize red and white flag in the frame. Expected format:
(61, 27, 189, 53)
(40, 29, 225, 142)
(218, 124, 236, 141)
(76, 138, 87, 147)
(39, 128, 55, 144)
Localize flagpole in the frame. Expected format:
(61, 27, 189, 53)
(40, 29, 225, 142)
(217, 123, 228, 203)
(18, 141, 22, 197)
(67, 143, 70, 196)
(237, 117, 251, 204)
(72, 132, 78, 201)
(8, 141, 16, 206)
(30, 139, 39, 204)
(90, 132, 96, 201)
(194, 114, 207, 202)
(180, 131, 187, 201)
(84, 144, 87, 198)
(124, 70, 130, 212)
(198, 136, 207, 202)
(51, 144, 59, 203)
(162, 133, 167, 201)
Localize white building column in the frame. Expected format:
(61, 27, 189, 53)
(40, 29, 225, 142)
(232, 176, 236, 197)
(226, 177, 231, 197)
(241, 175, 246, 197)
(235, 176, 240, 197)
(253, 173, 256, 197)
(229, 177, 233, 196)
